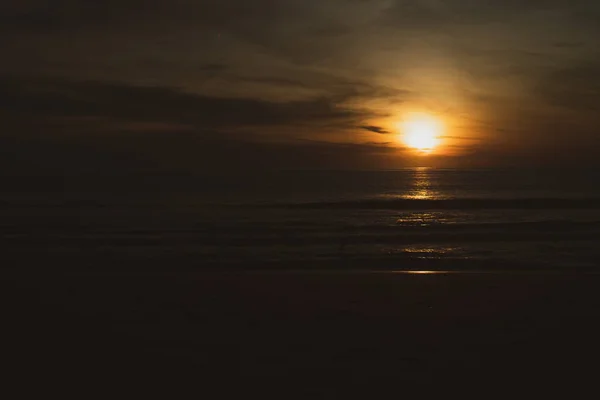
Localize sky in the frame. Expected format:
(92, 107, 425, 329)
(2, 0, 600, 175)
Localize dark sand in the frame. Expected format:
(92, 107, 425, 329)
(3, 269, 600, 396)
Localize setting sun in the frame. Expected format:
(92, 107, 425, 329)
(400, 113, 443, 153)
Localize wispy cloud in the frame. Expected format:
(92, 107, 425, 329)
(0, 76, 371, 133)
(360, 125, 390, 134)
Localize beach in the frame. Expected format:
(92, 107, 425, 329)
(4, 268, 600, 395)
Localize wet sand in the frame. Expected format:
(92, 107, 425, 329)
(3, 269, 600, 395)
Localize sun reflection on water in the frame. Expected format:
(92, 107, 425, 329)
(382, 246, 464, 258)
(396, 212, 445, 226)
(403, 247, 444, 254)
(405, 167, 438, 200)
(402, 246, 461, 255)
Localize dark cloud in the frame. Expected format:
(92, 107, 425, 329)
(0, 120, 405, 178)
(5, 0, 597, 38)
(360, 125, 390, 134)
(236, 76, 309, 88)
(440, 136, 482, 141)
(199, 63, 228, 73)
(382, 0, 595, 28)
(0, 1, 320, 37)
(0, 1, 144, 33)
(535, 63, 600, 112)
(0, 76, 369, 132)
(0, 74, 407, 175)
(553, 41, 584, 48)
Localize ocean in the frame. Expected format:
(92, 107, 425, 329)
(3, 168, 600, 271)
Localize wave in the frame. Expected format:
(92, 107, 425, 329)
(275, 198, 600, 210)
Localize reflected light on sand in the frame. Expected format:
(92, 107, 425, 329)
(405, 270, 446, 274)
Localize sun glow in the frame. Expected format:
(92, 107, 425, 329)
(400, 113, 443, 153)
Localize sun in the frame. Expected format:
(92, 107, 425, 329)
(400, 113, 443, 153)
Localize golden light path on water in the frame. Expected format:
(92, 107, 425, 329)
(406, 166, 434, 199)
(383, 166, 462, 266)
(376, 166, 440, 201)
